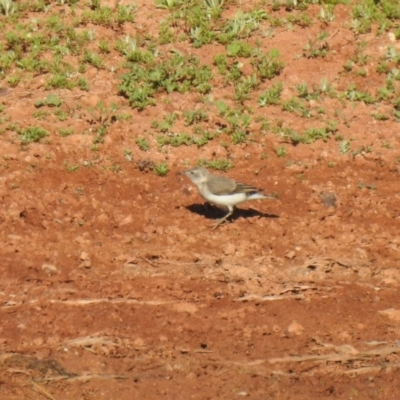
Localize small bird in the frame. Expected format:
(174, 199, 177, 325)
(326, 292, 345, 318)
(182, 166, 276, 229)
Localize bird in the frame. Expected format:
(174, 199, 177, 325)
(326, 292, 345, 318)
(181, 166, 276, 229)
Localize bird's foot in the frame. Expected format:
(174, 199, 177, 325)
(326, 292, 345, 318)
(210, 211, 234, 230)
(210, 218, 228, 230)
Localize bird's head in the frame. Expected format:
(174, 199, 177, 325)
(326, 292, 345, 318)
(181, 166, 210, 185)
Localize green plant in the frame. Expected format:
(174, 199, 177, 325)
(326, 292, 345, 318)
(153, 162, 169, 176)
(158, 20, 175, 44)
(116, 4, 136, 24)
(136, 137, 150, 151)
(189, 25, 216, 48)
(296, 82, 311, 99)
(343, 60, 354, 72)
(276, 146, 287, 158)
(355, 68, 367, 77)
(89, 102, 118, 126)
(157, 132, 192, 147)
(393, 98, 400, 120)
(124, 149, 132, 161)
(152, 113, 178, 132)
(318, 77, 336, 97)
(119, 54, 213, 110)
(303, 127, 330, 143)
(0, 0, 15, 16)
(199, 158, 233, 171)
(8, 75, 20, 87)
(99, 39, 110, 54)
(59, 128, 74, 137)
(64, 161, 79, 172)
(19, 126, 49, 144)
(82, 4, 135, 27)
(83, 51, 104, 69)
(226, 40, 253, 57)
(372, 113, 389, 121)
(213, 54, 228, 74)
(282, 97, 311, 117)
(234, 74, 259, 102)
(33, 110, 49, 120)
(216, 102, 252, 144)
(54, 109, 69, 121)
(319, 4, 335, 24)
(258, 81, 283, 106)
(183, 109, 209, 126)
(34, 94, 62, 108)
(344, 84, 375, 104)
(204, 0, 225, 20)
(339, 140, 350, 154)
(251, 49, 285, 80)
(303, 32, 329, 58)
(221, 9, 267, 41)
(46, 73, 87, 90)
(92, 126, 107, 145)
(287, 12, 312, 27)
(155, 0, 182, 9)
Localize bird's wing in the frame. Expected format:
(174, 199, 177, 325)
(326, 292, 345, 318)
(207, 175, 237, 195)
(208, 176, 261, 195)
(232, 182, 263, 194)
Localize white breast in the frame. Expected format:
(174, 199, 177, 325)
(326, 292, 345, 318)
(198, 184, 248, 207)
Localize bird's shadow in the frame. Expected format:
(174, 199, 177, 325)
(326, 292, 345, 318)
(185, 203, 279, 222)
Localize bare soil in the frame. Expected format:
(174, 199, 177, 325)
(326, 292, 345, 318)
(1, 1, 400, 399)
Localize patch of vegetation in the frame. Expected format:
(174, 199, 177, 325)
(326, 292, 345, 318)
(136, 137, 150, 151)
(252, 49, 285, 81)
(153, 162, 169, 176)
(152, 113, 178, 132)
(183, 109, 209, 126)
(198, 158, 233, 171)
(282, 97, 311, 117)
(81, 3, 136, 27)
(157, 128, 215, 148)
(259, 81, 283, 106)
(59, 128, 74, 137)
(0, 0, 16, 16)
(34, 94, 62, 108)
(276, 146, 287, 158)
(19, 126, 49, 144)
(215, 101, 252, 144)
(119, 54, 213, 110)
(303, 32, 330, 59)
(344, 84, 375, 104)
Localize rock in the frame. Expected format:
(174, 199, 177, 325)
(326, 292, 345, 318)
(337, 331, 352, 341)
(378, 269, 400, 285)
(287, 321, 305, 336)
(33, 337, 44, 346)
(133, 337, 145, 347)
(41, 263, 59, 274)
(79, 252, 91, 269)
(285, 251, 296, 260)
(118, 214, 133, 227)
(223, 243, 236, 256)
(172, 303, 198, 314)
(379, 308, 400, 322)
(320, 192, 337, 207)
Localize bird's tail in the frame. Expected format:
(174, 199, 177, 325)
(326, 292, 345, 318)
(248, 192, 278, 200)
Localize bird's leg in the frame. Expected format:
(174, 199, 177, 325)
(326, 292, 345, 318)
(211, 206, 235, 230)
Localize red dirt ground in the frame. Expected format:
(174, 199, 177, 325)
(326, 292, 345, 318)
(1, 1, 400, 399)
